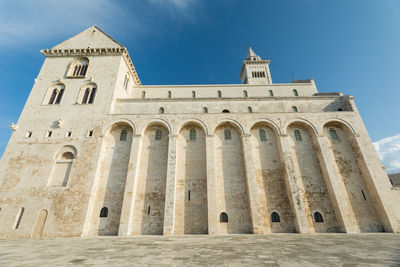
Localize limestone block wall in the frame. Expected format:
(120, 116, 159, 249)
(214, 123, 252, 234)
(175, 125, 208, 234)
(250, 124, 295, 233)
(131, 125, 169, 235)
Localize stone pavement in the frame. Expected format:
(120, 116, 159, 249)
(0, 234, 399, 266)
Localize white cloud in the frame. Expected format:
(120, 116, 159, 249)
(148, 0, 197, 10)
(373, 134, 400, 174)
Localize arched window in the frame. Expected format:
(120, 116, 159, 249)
(243, 90, 248, 98)
(314, 212, 323, 223)
(141, 91, 146, 99)
(259, 129, 267, 142)
(224, 129, 231, 140)
(155, 129, 162, 140)
(67, 57, 89, 78)
(271, 212, 280, 222)
(294, 130, 302, 141)
(189, 129, 196, 141)
(220, 212, 228, 222)
(159, 107, 165, 114)
(248, 106, 253, 113)
(338, 108, 343, 111)
(47, 84, 65, 105)
(120, 130, 128, 141)
(293, 89, 299, 96)
(262, 71, 266, 77)
(168, 91, 171, 98)
(192, 91, 196, 98)
(79, 84, 97, 104)
(100, 207, 108, 218)
(222, 109, 230, 113)
(217, 90, 222, 98)
(292, 106, 298, 112)
(48, 146, 77, 187)
(329, 128, 339, 141)
(269, 90, 274, 96)
(203, 107, 208, 113)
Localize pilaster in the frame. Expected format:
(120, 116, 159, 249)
(277, 134, 314, 233)
(241, 134, 265, 234)
(163, 134, 178, 235)
(205, 135, 218, 235)
(118, 134, 142, 236)
(314, 135, 360, 233)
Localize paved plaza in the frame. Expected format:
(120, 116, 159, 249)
(0, 234, 399, 266)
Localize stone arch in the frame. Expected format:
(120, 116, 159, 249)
(287, 121, 341, 232)
(175, 122, 208, 234)
(132, 122, 170, 235)
(43, 82, 65, 105)
(214, 121, 252, 234)
(284, 118, 318, 136)
(250, 122, 295, 233)
(323, 121, 383, 232)
(86, 121, 134, 236)
(140, 119, 172, 136)
(103, 119, 136, 137)
(249, 119, 281, 136)
(212, 119, 245, 136)
(322, 119, 357, 136)
(176, 119, 209, 136)
(76, 82, 97, 104)
(54, 145, 77, 160)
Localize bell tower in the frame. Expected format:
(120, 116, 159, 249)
(239, 47, 272, 85)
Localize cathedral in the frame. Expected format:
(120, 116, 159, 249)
(0, 26, 399, 238)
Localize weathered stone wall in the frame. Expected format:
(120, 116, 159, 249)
(250, 123, 295, 233)
(175, 125, 208, 234)
(214, 123, 252, 234)
(131, 125, 169, 235)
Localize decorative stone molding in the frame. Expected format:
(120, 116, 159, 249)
(41, 47, 141, 86)
(9, 123, 18, 131)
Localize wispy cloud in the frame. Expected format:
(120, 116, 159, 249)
(373, 134, 400, 174)
(148, 0, 198, 12)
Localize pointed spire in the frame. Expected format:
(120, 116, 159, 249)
(246, 46, 261, 60)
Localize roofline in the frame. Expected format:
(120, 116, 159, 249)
(139, 82, 313, 88)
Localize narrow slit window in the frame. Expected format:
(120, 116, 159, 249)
(329, 128, 339, 141)
(100, 207, 108, 218)
(88, 130, 93, 137)
(361, 189, 366, 200)
(141, 91, 146, 99)
(120, 130, 128, 141)
(67, 131, 72, 137)
(259, 129, 267, 142)
(269, 90, 274, 96)
(293, 89, 299, 96)
(159, 107, 164, 114)
(271, 212, 280, 222)
(314, 212, 323, 223)
(189, 128, 196, 141)
(188, 190, 191, 201)
(155, 129, 162, 140)
(224, 129, 231, 140)
(26, 131, 33, 138)
(292, 106, 298, 112)
(294, 130, 302, 141)
(14, 207, 25, 229)
(217, 90, 222, 98)
(243, 90, 248, 98)
(192, 91, 196, 98)
(147, 206, 151, 215)
(46, 130, 53, 138)
(248, 106, 253, 113)
(203, 107, 208, 113)
(168, 91, 171, 98)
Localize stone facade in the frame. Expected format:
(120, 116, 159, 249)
(0, 26, 399, 238)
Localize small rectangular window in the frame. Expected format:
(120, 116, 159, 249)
(25, 131, 33, 138)
(46, 130, 53, 138)
(66, 131, 72, 137)
(88, 130, 93, 137)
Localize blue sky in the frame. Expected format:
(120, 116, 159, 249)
(0, 0, 400, 172)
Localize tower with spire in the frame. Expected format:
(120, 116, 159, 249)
(239, 47, 272, 85)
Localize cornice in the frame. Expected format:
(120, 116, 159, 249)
(40, 47, 142, 86)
